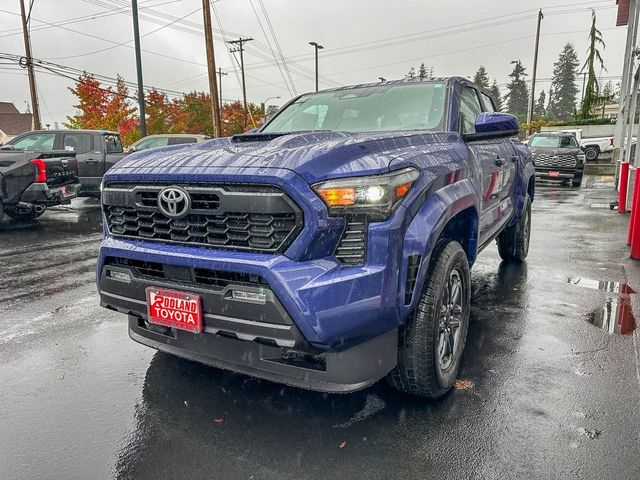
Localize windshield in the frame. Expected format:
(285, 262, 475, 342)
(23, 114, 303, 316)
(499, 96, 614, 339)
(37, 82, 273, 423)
(530, 135, 578, 148)
(262, 82, 447, 134)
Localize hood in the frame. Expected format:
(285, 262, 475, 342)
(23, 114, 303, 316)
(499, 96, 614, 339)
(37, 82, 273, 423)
(108, 130, 458, 184)
(529, 146, 582, 155)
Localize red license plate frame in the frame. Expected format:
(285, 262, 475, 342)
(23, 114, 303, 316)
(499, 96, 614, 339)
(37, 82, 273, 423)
(548, 171, 560, 177)
(146, 287, 203, 334)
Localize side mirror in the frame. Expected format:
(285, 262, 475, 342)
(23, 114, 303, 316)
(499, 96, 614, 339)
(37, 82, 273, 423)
(464, 112, 520, 140)
(0, 144, 15, 150)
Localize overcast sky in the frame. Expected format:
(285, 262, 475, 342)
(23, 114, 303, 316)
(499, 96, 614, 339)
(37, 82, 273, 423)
(0, 0, 629, 127)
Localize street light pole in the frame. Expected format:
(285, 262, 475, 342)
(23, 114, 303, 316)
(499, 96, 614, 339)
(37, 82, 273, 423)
(309, 41, 324, 92)
(261, 96, 281, 115)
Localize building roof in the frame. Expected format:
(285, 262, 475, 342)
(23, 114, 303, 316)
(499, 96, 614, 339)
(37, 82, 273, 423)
(0, 102, 20, 114)
(0, 112, 33, 135)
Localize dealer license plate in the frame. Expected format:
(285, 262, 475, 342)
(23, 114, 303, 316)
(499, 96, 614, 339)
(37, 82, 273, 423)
(146, 287, 203, 334)
(548, 171, 560, 177)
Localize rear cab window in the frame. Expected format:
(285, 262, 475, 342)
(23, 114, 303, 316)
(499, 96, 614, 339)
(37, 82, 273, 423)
(104, 135, 124, 154)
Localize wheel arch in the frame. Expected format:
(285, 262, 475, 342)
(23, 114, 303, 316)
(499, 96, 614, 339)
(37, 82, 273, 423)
(398, 180, 478, 322)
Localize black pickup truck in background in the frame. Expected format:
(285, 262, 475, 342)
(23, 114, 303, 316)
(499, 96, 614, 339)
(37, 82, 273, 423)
(0, 130, 127, 196)
(0, 150, 80, 222)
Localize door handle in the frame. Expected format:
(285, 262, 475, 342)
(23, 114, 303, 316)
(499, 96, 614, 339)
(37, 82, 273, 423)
(494, 158, 505, 167)
(85, 158, 98, 163)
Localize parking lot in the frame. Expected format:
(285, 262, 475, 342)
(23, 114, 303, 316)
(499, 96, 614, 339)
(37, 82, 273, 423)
(0, 176, 638, 480)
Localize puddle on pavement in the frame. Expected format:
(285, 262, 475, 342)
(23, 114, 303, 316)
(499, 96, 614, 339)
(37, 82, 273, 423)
(566, 277, 636, 335)
(586, 296, 636, 335)
(566, 277, 635, 294)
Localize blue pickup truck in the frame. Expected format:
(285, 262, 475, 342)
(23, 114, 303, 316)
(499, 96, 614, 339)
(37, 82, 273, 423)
(97, 77, 534, 398)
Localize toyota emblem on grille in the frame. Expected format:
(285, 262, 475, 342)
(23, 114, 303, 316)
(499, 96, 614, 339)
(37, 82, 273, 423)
(157, 187, 190, 218)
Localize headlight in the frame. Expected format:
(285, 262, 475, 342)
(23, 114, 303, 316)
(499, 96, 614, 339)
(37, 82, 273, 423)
(577, 154, 586, 163)
(312, 167, 420, 221)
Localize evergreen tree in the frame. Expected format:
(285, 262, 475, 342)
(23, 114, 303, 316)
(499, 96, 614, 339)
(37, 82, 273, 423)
(473, 66, 490, 89)
(489, 79, 504, 111)
(406, 67, 416, 79)
(418, 63, 428, 80)
(547, 43, 580, 121)
(505, 60, 529, 122)
(534, 90, 547, 119)
(580, 10, 606, 118)
(600, 81, 619, 103)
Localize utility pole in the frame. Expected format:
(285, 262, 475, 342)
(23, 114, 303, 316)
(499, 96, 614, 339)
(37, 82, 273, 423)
(309, 41, 324, 92)
(526, 9, 543, 134)
(202, 0, 221, 137)
(19, 0, 41, 130)
(217, 67, 227, 111)
(131, 0, 147, 137)
(228, 37, 253, 113)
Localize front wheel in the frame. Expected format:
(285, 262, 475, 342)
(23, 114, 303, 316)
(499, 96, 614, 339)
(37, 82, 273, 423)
(496, 194, 531, 262)
(387, 240, 471, 398)
(5, 206, 44, 222)
(584, 146, 600, 161)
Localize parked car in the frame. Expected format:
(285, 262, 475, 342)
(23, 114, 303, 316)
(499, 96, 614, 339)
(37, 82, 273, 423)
(530, 131, 585, 187)
(1, 129, 126, 196)
(97, 77, 535, 398)
(0, 148, 80, 222)
(126, 134, 209, 153)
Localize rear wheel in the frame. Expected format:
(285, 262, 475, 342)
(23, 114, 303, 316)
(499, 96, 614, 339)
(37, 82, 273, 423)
(497, 194, 531, 262)
(387, 240, 470, 398)
(5, 206, 44, 222)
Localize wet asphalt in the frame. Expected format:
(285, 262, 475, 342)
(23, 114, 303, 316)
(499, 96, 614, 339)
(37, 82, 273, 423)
(0, 177, 639, 480)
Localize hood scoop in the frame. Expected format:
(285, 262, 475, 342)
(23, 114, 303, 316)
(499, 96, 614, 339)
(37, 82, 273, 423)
(231, 132, 290, 143)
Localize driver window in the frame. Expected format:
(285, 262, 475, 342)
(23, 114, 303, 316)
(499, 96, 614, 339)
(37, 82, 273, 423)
(459, 87, 483, 134)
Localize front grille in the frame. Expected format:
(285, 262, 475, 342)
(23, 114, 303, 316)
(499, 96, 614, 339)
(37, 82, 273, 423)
(104, 257, 268, 289)
(532, 153, 577, 168)
(334, 217, 367, 265)
(103, 183, 303, 253)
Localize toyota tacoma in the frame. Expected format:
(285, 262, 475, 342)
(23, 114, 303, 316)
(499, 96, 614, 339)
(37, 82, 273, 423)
(529, 131, 585, 187)
(97, 78, 534, 398)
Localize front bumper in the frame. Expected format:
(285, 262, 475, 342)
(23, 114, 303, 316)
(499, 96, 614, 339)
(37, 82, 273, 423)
(534, 168, 582, 180)
(19, 182, 79, 206)
(128, 314, 397, 393)
(97, 236, 401, 392)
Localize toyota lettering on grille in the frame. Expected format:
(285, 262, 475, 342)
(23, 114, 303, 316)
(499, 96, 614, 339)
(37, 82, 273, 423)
(157, 186, 190, 218)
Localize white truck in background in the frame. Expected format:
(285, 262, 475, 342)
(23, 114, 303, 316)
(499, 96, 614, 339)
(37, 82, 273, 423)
(561, 129, 636, 161)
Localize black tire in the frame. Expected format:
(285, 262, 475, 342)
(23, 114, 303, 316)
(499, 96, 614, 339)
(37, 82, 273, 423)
(0, 201, 4, 224)
(497, 195, 531, 262)
(5, 206, 44, 222)
(571, 174, 583, 188)
(387, 240, 471, 398)
(584, 145, 600, 161)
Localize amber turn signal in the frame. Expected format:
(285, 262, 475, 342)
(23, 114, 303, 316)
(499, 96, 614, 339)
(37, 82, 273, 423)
(395, 182, 412, 199)
(317, 187, 356, 206)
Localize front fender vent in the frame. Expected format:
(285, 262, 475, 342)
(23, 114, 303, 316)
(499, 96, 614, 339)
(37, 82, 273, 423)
(334, 217, 367, 265)
(404, 254, 422, 305)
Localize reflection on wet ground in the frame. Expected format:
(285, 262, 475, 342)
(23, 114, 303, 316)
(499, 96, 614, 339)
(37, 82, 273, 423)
(566, 277, 635, 294)
(566, 277, 636, 334)
(586, 296, 636, 335)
